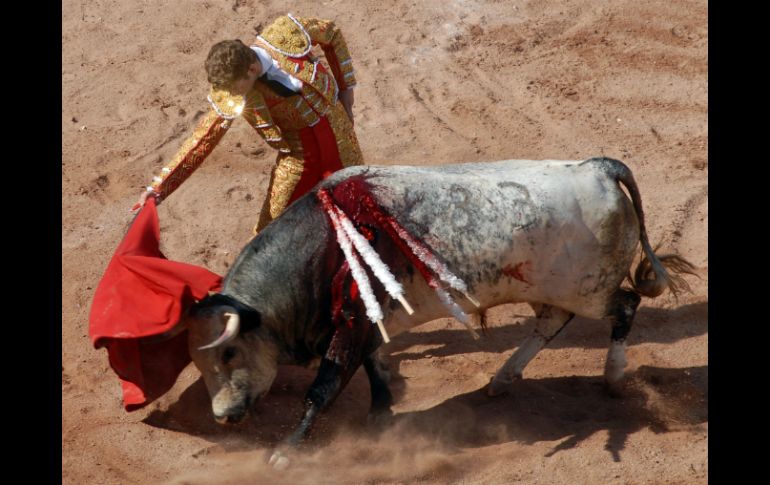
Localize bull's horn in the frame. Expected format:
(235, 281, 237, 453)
(198, 311, 240, 350)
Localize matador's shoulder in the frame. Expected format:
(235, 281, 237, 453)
(257, 14, 312, 58)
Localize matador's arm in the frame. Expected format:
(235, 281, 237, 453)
(146, 110, 231, 201)
(294, 16, 357, 91)
(147, 87, 298, 201)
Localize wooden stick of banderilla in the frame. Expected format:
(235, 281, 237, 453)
(376, 320, 391, 343)
(396, 295, 414, 315)
(330, 200, 415, 316)
(462, 291, 481, 308)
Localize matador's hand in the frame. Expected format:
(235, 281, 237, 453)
(130, 189, 159, 213)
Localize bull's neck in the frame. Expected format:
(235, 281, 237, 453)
(222, 195, 339, 360)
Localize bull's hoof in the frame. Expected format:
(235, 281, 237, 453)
(268, 450, 290, 470)
(486, 376, 512, 397)
(604, 379, 626, 399)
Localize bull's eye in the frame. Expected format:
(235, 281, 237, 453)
(222, 346, 237, 364)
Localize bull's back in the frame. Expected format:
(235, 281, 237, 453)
(322, 159, 640, 320)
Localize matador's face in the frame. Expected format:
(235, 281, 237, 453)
(228, 62, 263, 96)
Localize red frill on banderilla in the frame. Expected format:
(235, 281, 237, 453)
(317, 177, 482, 344)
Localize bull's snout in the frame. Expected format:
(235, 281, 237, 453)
(213, 408, 247, 424)
(212, 394, 252, 425)
(211, 386, 254, 425)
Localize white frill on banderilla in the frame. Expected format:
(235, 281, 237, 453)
(321, 194, 481, 342)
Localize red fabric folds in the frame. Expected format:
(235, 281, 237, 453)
(89, 197, 222, 411)
(288, 115, 344, 204)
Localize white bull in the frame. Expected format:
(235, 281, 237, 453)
(186, 156, 695, 457)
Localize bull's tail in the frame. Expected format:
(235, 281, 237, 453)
(588, 157, 698, 298)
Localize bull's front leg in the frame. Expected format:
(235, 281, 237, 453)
(270, 319, 380, 469)
(290, 357, 345, 445)
(363, 349, 393, 425)
(268, 357, 347, 469)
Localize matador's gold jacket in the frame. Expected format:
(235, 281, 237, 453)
(146, 14, 362, 214)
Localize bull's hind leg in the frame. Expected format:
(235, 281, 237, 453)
(488, 304, 575, 397)
(603, 289, 641, 392)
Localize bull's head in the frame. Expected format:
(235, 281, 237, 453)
(186, 295, 279, 424)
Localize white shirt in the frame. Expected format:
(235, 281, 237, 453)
(250, 46, 303, 93)
(250, 45, 354, 94)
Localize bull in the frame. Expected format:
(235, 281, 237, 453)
(182, 157, 694, 465)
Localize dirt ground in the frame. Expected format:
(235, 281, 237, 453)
(62, 0, 707, 483)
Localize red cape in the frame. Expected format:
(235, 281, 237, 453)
(89, 198, 222, 411)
